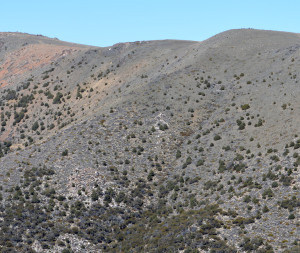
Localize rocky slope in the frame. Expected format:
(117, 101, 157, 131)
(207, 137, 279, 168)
(0, 29, 299, 252)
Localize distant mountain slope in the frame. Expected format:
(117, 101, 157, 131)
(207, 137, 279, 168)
(0, 29, 299, 252)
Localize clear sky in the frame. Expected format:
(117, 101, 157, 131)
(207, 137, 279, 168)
(1, 0, 300, 47)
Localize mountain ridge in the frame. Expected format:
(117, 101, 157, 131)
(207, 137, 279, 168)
(0, 29, 299, 252)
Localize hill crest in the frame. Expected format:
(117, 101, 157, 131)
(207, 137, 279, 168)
(0, 28, 299, 252)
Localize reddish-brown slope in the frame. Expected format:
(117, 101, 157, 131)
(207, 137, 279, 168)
(0, 44, 82, 87)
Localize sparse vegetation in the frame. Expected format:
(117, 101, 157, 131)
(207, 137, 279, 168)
(0, 29, 298, 252)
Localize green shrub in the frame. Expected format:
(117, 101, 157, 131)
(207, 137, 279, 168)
(53, 92, 63, 104)
(61, 149, 68, 156)
(214, 135, 221, 141)
(288, 213, 295, 219)
(241, 104, 250, 110)
(176, 150, 181, 159)
(32, 121, 39, 131)
(262, 205, 269, 213)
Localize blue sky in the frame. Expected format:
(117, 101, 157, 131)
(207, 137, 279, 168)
(1, 0, 300, 47)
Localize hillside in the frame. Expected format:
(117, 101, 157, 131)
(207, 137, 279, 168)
(0, 29, 299, 252)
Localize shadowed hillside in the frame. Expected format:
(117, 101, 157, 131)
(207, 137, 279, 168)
(0, 29, 299, 252)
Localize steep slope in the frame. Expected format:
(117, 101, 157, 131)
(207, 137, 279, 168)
(0, 29, 299, 252)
